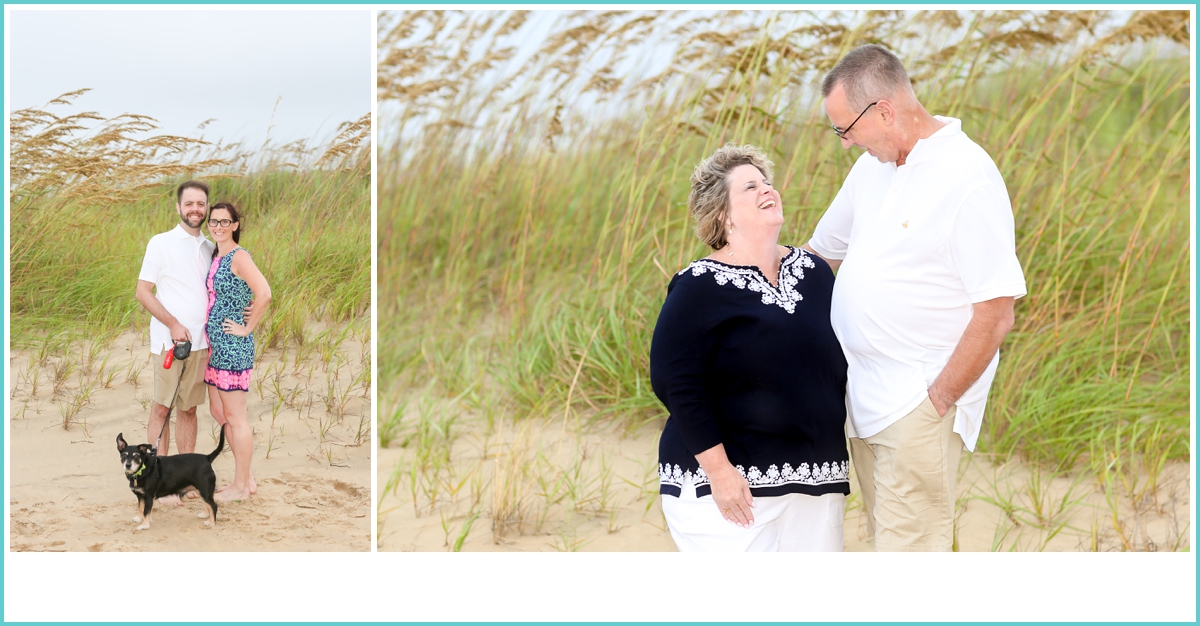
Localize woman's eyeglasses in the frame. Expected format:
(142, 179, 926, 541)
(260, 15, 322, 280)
(208, 219, 234, 228)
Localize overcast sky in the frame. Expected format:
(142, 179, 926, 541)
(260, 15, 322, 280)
(7, 8, 371, 145)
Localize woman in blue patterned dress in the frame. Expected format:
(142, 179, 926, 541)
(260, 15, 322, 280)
(204, 202, 272, 502)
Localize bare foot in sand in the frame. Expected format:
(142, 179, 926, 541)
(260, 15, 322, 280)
(215, 486, 252, 502)
(217, 476, 257, 494)
(157, 495, 184, 507)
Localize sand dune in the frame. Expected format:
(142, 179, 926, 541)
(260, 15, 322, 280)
(8, 326, 371, 552)
(378, 402, 1189, 552)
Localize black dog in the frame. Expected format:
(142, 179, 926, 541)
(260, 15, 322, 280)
(116, 428, 225, 530)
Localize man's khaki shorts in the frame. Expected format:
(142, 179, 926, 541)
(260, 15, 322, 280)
(151, 348, 209, 410)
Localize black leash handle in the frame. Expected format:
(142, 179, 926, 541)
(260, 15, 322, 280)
(154, 342, 192, 452)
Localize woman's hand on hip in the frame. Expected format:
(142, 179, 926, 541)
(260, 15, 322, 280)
(222, 318, 251, 337)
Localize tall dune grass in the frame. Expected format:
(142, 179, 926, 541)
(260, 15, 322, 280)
(379, 8, 1190, 485)
(9, 91, 372, 350)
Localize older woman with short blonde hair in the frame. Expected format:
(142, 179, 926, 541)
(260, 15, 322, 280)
(649, 144, 850, 552)
(688, 144, 776, 250)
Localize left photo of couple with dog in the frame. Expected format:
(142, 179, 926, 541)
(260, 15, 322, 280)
(7, 9, 372, 551)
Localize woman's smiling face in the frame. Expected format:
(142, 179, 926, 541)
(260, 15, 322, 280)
(207, 207, 238, 243)
(725, 163, 783, 236)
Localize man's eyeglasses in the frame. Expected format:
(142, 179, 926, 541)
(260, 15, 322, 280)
(208, 219, 235, 228)
(831, 102, 878, 140)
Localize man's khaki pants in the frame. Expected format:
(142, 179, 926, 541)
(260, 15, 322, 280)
(850, 397, 962, 551)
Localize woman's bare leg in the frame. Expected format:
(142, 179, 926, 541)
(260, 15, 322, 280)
(210, 385, 257, 495)
(208, 384, 228, 428)
(214, 388, 254, 501)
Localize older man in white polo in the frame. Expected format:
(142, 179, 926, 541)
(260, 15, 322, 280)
(803, 44, 1027, 551)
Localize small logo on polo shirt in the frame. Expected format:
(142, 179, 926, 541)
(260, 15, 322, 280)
(902, 220, 909, 228)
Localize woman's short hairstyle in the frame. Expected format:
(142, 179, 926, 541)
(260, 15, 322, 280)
(821, 44, 912, 111)
(688, 144, 774, 250)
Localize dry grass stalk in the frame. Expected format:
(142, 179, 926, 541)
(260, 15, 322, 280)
(490, 421, 535, 541)
(9, 90, 231, 207)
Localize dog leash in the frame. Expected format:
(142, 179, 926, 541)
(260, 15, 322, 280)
(154, 340, 193, 452)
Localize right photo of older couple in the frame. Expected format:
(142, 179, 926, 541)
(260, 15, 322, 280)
(378, 9, 1190, 555)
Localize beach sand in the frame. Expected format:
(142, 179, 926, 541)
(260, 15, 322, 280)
(8, 325, 371, 552)
(378, 403, 1190, 552)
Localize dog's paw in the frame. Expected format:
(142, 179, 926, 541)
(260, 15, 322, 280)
(197, 511, 209, 519)
(203, 520, 212, 527)
(136, 522, 151, 530)
(132, 516, 143, 523)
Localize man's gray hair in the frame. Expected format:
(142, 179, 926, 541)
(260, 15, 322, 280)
(688, 144, 774, 251)
(822, 44, 913, 110)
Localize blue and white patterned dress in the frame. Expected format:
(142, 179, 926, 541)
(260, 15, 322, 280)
(204, 247, 255, 392)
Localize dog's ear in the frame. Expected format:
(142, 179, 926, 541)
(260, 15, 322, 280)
(144, 445, 157, 457)
(117, 433, 127, 451)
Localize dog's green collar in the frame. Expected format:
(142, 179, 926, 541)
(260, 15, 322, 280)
(132, 465, 145, 478)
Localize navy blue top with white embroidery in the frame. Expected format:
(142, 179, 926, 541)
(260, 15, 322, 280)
(651, 246, 851, 498)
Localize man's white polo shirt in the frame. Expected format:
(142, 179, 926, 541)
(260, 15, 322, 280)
(138, 224, 215, 355)
(809, 116, 1026, 451)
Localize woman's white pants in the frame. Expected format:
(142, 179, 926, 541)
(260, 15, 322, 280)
(661, 479, 844, 552)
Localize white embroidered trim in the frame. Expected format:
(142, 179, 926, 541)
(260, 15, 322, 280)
(659, 460, 849, 489)
(679, 248, 816, 314)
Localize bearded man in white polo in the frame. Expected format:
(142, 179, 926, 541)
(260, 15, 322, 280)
(135, 180, 214, 506)
(802, 44, 1027, 551)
